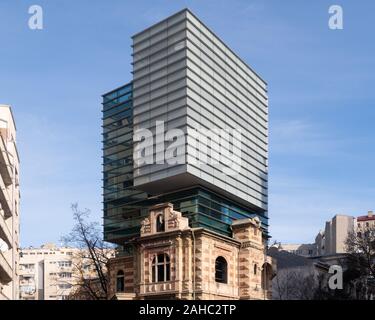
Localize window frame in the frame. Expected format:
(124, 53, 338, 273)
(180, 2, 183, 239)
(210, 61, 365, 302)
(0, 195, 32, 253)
(151, 253, 171, 283)
(156, 214, 165, 232)
(116, 270, 125, 292)
(215, 256, 228, 284)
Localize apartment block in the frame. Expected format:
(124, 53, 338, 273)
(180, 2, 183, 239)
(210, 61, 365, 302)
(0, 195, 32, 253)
(19, 243, 115, 300)
(316, 215, 354, 256)
(355, 210, 375, 234)
(19, 244, 78, 300)
(0, 105, 20, 300)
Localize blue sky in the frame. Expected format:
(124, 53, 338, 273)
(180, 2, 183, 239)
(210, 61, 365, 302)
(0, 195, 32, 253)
(1, 0, 374, 247)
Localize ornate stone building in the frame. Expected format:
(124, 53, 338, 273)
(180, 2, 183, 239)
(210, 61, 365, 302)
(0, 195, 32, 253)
(108, 203, 275, 300)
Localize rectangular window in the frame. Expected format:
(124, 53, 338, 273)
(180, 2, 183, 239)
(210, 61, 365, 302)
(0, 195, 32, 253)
(58, 261, 72, 268)
(59, 272, 72, 278)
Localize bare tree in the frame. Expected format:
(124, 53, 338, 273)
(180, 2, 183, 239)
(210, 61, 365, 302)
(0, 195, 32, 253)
(61, 204, 114, 300)
(273, 268, 317, 300)
(313, 259, 369, 300)
(346, 227, 375, 278)
(344, 226, 375, 299)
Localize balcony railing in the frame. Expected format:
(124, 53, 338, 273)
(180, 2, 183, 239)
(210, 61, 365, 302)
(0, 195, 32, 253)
(20, 278, 35, 284)
(20, 286, 36, 295)
(0, 250, 12, 283)
(0, 213, 12, 248)
(19, 268, 35, 275)
(0, 174, 11, 218)
(140, 281, 177, 295)
(0, 135, 12, 186)
(20, 291, 36, 297)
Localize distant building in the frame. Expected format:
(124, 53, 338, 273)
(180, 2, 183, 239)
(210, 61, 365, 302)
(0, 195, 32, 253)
(281, 212, 373, 259)
(0, 105, 20, 300)
(316, 215, 354, 256)
(19, 244, 79, 300)
(278, 243, 317, 258)
(355, 211, 375, 237)
(273, 211, 374, 299)
(268, 246, 329, 300)
(18, 243, 111, 300)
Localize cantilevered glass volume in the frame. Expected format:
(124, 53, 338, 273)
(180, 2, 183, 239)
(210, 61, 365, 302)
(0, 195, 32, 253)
(102, 8, 269, 246)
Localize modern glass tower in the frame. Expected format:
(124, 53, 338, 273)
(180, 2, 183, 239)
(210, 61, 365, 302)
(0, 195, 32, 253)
(102, 9, 268, 246)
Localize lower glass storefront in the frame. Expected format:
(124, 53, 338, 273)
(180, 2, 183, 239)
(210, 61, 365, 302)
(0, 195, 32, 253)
(104, 186, 268, 243)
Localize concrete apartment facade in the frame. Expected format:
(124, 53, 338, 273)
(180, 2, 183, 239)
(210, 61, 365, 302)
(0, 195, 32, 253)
(103, 9, 273, 300)
(0, 105, 20, 300)
(19, 243, 115, 300)
(356, 210, 375, 234)
(19, 244, 80, 300)
(18, 243, 110, 300)
(315, 214, 354, 256)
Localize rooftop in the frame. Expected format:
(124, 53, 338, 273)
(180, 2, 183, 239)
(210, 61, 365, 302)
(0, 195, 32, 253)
(357, 210, 374, 222)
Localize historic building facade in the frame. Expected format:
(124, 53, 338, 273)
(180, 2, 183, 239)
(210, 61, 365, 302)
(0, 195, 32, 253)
(108, 203, 274, 300)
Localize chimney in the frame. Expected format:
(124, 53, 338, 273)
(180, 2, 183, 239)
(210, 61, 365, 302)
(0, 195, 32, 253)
(368, 211, 373, 218)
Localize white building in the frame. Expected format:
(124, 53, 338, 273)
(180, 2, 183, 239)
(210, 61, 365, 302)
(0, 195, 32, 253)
(0, 105, 20, 300)
(19, 243, 114, 300)
(355, 210, 375, 234)
(19, 244, 78, 300)
(19, 244, 84, 300)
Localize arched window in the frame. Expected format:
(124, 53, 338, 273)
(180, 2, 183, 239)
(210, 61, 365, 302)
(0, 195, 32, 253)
(116, 270, 125, 292)
(254, 264, 257, 275)
(156, 214, 165, 232)
(215, 256, 228, 283)
(152, 253, 170, 283)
